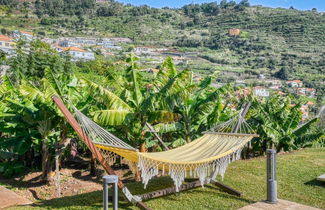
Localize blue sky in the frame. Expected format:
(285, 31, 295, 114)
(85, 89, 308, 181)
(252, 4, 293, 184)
(117, 0, 325, 11)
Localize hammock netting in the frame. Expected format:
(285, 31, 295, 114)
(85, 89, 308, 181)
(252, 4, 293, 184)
(74, 107, 256, 192)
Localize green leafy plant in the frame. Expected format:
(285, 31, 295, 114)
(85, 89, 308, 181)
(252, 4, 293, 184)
(249, 95, 323, 153)
(0, 161, 25, 177)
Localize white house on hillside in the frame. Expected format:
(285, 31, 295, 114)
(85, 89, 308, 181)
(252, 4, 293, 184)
(13, 31, 34, 41)
(109, 37, 132, 43)
(253, 86, 270, 97)
(97, 41, 122, 51)
(60, 47, 95, 61)
(287, 80, 303, 87)
(135, 46, 156, 54)
(0, 35, 16, 55)
(58, 40, 77, 48)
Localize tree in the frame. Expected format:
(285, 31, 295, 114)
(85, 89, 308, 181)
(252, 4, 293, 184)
(7, 40, 72, 84)
(239, 0, 250, 7)
(249, 95, 323, 153)
(85, 56, 235, 150)
(0, 0, 18, 7)
(1, 28, 8, 35)
(182, 4, 201, 17)
(80, 56, 190, 180)
(1, 40, 82, 184)
(235, 0, 249, 11)
(274, 66, 289, 80)
(220, 0, 236, 9)
(0, 50, 5, 64)
(152, 61, 235, 143)
(220, 0, 228, 9)
(1, 68, 87, 184)
(0, 76, 57, 180)
(97, 6, 116, 17)
(34, 0, 96, 17)
(81, 56, 178, 151)
(201, 2, 219, 15)
(21, 1, 30, 17)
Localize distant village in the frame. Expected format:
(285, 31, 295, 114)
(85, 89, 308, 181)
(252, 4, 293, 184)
(0, 30, 319, 120)
(234, 79, 316, 120)
(0, 30, 193, 62)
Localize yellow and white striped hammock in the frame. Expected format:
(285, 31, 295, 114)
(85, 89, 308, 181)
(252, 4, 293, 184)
(74, 108, 256, 191)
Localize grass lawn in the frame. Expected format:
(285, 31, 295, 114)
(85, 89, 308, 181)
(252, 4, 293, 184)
(8, 148, 325, 210)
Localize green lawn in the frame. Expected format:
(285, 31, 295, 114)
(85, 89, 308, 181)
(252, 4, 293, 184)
(8, 148, 325, 210)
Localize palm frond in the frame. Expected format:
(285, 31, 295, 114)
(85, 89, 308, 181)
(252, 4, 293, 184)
(151, 122, 183, 133)
(19, 83, 45, 103)
(0, 75, 15, 95)
(148, 110, 181, 124)
(126, 61, 143, 108)
(44, 68, 64, 96)
(42, 78, 59, 101)
(294, 132, 325, 148)
(161, 57, 177, 77)
(0, 113, 16, 117)
(81, 78, 132, 111)
(92, 110, 133, 126)
(293, 118, 318, 137)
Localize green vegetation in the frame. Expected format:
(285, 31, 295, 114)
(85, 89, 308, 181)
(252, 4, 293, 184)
(0, 0, 324, 95)
(5, 148, 325, 209)
(0, 1, 324, 209)
(0, 40, 324, 180)
(249, 95, 323, 152)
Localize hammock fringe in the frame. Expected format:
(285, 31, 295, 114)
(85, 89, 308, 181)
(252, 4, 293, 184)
(138, 148, 242, 192)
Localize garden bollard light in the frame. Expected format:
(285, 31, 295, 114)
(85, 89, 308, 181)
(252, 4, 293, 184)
(266, 149, 277, 204)
(103, 175, 118, 210)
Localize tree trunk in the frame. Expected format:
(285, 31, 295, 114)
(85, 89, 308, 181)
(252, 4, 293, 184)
(55, 139, 61, 197)
(90, 155, 97, 177)
(246, 141, 252, 159)
(41, 138, 51, 182)
(153, 144, 158, 152)
(55, 124, 69, 197)
(185, 124, 191, 143)
(139, 143, 147, 152)
(25, 149, 34, 168)
(186, 135, 191, 143)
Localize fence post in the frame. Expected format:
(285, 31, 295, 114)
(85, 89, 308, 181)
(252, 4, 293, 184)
(103, 175, 119, 210)
(266, 149, 277, 204)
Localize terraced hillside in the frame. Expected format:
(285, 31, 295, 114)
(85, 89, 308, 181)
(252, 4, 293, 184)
(0, 0, 324, 95)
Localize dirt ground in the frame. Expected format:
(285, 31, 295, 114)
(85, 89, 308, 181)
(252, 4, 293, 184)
(0, 165, 132, 202)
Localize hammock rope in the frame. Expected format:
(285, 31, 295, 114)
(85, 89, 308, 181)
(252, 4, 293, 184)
(72, 106, 257, 192)
(74, 107, 136, 151)
(206, 107, 254, 134)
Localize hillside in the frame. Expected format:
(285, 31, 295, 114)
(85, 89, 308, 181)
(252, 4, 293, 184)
(0, 0, 324, 96)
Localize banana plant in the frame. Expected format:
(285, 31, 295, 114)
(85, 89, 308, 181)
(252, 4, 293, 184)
(0, 69, 82, 180)
(149, 59, 235, 143)
(80, 56, 187, 151)
(81, 56, 234, 150)
(3, 78, 61, 180)
(249, 95, 323, 152)
(0, 76, 34, 158)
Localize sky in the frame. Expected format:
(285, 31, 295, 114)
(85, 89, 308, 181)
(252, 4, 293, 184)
(116, 0, 325, 11)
